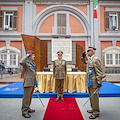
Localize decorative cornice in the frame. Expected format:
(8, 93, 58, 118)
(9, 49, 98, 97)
(36, 33, 91, 41)
(0, 34, 22, 41)
(99, 34, 120, 41)
(34, 0, 89, 5)
(98, 2, 120, 6)
(0, 2, 24, 5)
(0, 0, 25, 2)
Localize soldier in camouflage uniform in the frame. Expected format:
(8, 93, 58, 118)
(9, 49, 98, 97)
(53, 50, 67, 102)
(81, 47, 103, 119)
(19, 50, 38, 118)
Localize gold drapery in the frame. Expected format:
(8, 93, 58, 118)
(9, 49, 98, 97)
(36, 72, 87, 93)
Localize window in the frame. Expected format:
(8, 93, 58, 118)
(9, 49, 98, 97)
(57, 14, 66, 34)
(105, 11, 120, 31)
(0, 11, 17, 30)
(4, 11, 13, 30)
(105, 53, 120, 66)
(115, 54, 120, 65)
(0, 49, 18, 67)
(10, 54, 16, 66)
(109, 12, 118, 30)
(106, 54, 113, 65)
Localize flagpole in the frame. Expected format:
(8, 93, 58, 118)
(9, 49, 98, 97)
(94, 0, 100, 58)
(93, 0, 97, 48)
(90, 0, 94, 47)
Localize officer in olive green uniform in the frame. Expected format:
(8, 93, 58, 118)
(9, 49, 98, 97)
(81, 47, 103, 119)
(53, 50, 67, 102)
(19, 50, 37, 118)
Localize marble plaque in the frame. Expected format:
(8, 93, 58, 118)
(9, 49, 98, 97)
(52, 39, 72, 61)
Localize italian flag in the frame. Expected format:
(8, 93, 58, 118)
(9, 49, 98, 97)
(94, 0, 97, 19)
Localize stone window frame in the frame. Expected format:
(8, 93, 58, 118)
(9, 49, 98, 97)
(0, 46, 20, 68)
(105, 8, 120, 31)
(0, 8, 18, 30)
(103, 46, 120, 67)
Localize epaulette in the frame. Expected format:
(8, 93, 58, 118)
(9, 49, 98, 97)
(94, 56, 98, 60)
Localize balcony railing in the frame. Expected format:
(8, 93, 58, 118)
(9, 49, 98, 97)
(57, 26, 66, 34)
(52, 27, 71, 35)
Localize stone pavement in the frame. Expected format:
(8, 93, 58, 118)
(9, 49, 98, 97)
(0, 74, 23, 84)
(106, 74, 120, 83)
(0, 74, 120, 120)
(0, 97, 120, 120)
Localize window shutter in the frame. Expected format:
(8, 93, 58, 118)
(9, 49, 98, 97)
(105, 11, 109, 30)
(57, 14, 66, 34)
(118, 12, 120, 30)
(57, 14, 61, 27)
(12, 11, 18, 30)
(0, 11, 4, 29)
(61, 14, 66, 27)
(61, 14, 66, 34)
(57, 14, 66, 27)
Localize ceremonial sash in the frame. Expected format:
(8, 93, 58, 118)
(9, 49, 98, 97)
(87, 65, 96, 87)
(26, 60, 38, 87)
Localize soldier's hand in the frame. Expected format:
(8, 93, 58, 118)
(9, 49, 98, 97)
(26, 53, 33, 58)
(97, 83, 102, 88)
(82, 52, 86, 58)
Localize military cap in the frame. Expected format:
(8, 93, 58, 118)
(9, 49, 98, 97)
(87, 46, 96, 52)
(57, 50, 63, 55)
(26, 50, 34, 54)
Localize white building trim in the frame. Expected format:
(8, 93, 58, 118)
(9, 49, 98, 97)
(102, 46, 120, 53)
(33, 5, 90, 34)
(0, 46, 21, 53)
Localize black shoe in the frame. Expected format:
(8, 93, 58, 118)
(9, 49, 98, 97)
(89, 114, 98, 119)
(61, 98, 64, 101)
(56, 97, 59, 102)
(87, 110, 93, 113)
(28, 109, 35, 113)
(22, 113, 31, 118)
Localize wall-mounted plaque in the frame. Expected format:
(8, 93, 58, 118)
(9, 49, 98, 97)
(52, 39, 72, 61)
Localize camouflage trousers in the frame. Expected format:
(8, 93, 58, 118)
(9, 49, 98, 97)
(88, 87, 100, 116)
(56, 79, 64, 98)
(21, 86, 34, 114)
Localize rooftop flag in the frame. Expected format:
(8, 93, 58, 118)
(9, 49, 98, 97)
(94, 0, 97, 19)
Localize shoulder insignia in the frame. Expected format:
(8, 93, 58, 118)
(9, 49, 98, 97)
(94, 56, 98, 60)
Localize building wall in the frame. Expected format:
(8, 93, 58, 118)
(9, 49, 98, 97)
(0, 41, 6, 48)
(74, 6, 87, 16)
(74, 41, 85, 51)
(10, 41, 22, 57)
(39, 15, 54, 33)
(0, 0, 120, 73)
(36, 5, 50, 15)
(99, 1, 120, 73)
(0, 5, 23, 33)
(116, 41, 120, 47)
(100, 6, 120, 33)
(70, 15, 84, 33)
(101, 41, 112, 67)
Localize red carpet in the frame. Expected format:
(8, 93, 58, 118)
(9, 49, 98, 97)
(43, 98, 84, 120)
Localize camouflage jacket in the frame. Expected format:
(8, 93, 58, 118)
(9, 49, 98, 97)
(19, 56, 36, 87)
(81, 55, 103, 88)
(53, 59, 67, 80)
